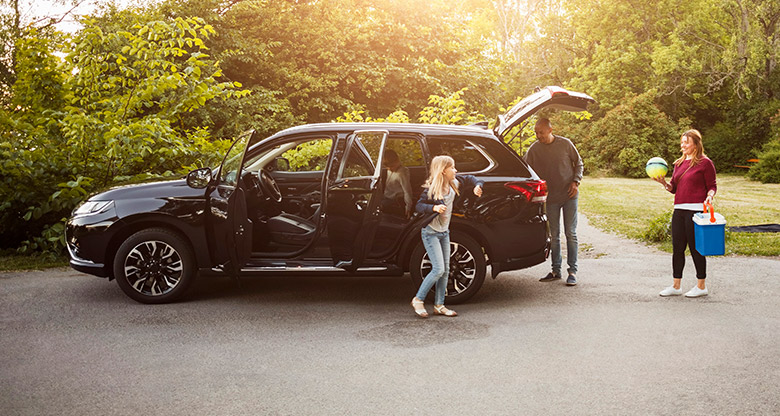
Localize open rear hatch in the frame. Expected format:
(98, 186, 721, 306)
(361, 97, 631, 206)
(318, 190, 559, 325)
(495, 86, 595, 140)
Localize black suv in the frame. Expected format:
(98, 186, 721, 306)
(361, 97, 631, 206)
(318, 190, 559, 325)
(66, 86, 594, 303)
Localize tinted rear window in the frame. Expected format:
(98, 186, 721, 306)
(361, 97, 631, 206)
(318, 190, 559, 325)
(427, 138, 491, 173)
(427, 136, 531, 177)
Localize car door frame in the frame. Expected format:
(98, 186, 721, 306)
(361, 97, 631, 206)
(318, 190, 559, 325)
(205, 130, 255, 274)
(324, 130, 389, 271)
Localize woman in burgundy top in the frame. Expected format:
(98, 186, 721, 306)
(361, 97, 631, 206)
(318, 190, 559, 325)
(653, 130, 717, 298)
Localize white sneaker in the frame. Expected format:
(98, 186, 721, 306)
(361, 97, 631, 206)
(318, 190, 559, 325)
(685, 286, 709, 297)
(659, 286, 683, 297)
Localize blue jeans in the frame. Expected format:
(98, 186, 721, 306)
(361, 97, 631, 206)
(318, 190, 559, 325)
(416, 226, 450, 305)
(547, 197, 578, 276)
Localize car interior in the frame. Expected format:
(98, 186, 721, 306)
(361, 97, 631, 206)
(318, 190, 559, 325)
(237, 133, 493, 258)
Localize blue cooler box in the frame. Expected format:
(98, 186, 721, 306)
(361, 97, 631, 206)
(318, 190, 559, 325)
(693, 212, 726, 256)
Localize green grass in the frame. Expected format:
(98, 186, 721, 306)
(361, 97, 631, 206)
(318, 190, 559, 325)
(579, 174, 780, 256)
(0, 250, 68, 272)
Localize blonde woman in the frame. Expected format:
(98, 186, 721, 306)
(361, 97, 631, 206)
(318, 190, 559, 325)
(653, 129, 717, 297)
(410, 155, 483, 318)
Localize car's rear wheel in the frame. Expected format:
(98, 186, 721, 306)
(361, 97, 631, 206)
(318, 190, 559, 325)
(409, 231, 486, 304)
(113, 228, 196, 304)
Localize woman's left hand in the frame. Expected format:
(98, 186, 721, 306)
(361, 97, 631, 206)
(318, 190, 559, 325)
(473, 185, 483, 197)
(705, 194, 714, 206)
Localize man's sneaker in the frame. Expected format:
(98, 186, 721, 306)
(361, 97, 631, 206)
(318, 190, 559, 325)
(659, 286, 683, 297)
(685, 286, 709, 298)
(566, 274, 577, 286)
(539, 272, 561, 282)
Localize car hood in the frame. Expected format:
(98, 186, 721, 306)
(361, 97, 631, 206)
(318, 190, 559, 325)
(495, 86, 595, 139)
(90, 177, 204, 201)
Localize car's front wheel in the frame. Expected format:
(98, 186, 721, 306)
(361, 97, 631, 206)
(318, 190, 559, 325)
(113, 228, 196, 304)
(409, 231, 486, 304)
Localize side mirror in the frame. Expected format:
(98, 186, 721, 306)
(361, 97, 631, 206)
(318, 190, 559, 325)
(186, 167, 212, 189)
(273, 157, 290, 172)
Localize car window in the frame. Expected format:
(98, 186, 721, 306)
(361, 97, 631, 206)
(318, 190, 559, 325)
(339, 132, 385, 179)
(427, 138, 492, 173)
(386, 137, 425, 167)
(280, 138, 333, 172)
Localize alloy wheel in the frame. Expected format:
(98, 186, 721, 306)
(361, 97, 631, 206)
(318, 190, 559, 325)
(420, 241, 478, 296)
(123, 240, 183, 296)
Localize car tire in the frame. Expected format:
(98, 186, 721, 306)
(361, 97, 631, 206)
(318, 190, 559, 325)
(409, 231, 486, 304)
(113, 228, 196, 304)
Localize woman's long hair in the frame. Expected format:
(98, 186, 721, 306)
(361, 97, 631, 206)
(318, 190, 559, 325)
(425, 155, 459, 200)
(674, 129, 706, 167)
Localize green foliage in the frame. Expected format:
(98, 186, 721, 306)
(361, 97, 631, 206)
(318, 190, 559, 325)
(282, 139, 333, 172)
(336, 109, 411, 124)
(61, 16, 248, 186)
(578, 92, 688, 177)
(164, 0, 503, 137)
(642, 209, 673, 243)
(748, 109, 780, 184)
(706, 100, 780, 172)
(748, 139, 780, 183)
(0, 32, 70, 251)
(0, 15, 247, 253)
(4, 0, 780, 260)
(417, 88, 484, 125)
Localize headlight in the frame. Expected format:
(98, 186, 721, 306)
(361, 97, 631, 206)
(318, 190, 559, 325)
(73, 200, 114, 217)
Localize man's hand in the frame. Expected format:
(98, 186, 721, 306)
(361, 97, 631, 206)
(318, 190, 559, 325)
(567, 182, 579, 199)
(473, 185, 483, 197)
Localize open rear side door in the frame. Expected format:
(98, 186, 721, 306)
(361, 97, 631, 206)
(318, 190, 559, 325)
(325, 130, 388, 272)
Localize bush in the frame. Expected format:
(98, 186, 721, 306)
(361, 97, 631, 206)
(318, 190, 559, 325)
(705, 100, 780, 173)
(642, 209, 673, 243)
(0, 19, 246, 254)
(578, 91, 688, 177)
(748, 139, 780, 183)
(747, 109, 780, 183)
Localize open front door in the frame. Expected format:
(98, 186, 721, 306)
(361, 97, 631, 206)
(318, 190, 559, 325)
(206, 130, 254, 274)
(326, 130, 388, 271)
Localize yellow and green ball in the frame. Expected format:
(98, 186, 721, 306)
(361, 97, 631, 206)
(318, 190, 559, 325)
(645, 157, 669, 178)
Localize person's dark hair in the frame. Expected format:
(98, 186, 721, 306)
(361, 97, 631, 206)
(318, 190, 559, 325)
(384, 149, 399, 163)
(536, 118, 552, 129)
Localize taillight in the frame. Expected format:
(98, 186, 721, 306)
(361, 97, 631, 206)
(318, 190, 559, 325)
(504, 180, 547, 203)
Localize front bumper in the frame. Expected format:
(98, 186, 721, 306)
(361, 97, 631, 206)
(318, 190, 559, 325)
(67, 243, 109, 277)
(65, 204, 119, 278)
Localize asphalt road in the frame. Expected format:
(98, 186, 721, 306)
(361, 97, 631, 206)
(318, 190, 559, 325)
(1, 215, 778, 415)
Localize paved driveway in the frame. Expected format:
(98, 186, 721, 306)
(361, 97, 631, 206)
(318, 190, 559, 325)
(1, 215, 778, 415)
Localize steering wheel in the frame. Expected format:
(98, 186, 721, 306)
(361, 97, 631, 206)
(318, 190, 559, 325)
(257, 169, 283, 203)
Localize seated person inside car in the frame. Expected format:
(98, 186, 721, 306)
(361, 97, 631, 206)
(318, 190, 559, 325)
(381, 149, 414, 218)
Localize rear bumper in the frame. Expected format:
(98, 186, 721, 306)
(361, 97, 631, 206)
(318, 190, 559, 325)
(493, 248, 548, 278)
(492, 235, 550, 278)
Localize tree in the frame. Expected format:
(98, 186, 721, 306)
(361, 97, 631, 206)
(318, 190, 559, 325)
(0, 13, 248, 252)
(61, 15, 247, 185)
